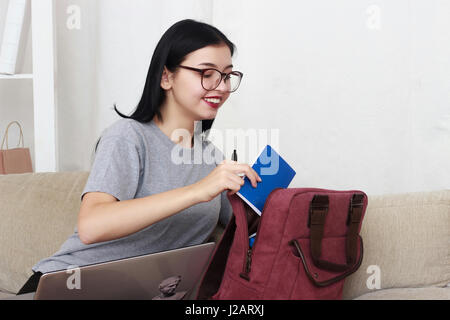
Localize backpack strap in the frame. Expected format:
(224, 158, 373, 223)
(307, 193, 364, 272)
(346, 193, 364, 264)
(308, 195, 330, 266)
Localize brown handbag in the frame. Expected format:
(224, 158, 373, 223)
(0, 121, 33, 174)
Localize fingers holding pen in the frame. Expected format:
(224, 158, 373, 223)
(195, 160, 263, 203)
(220, 160, 262, 188)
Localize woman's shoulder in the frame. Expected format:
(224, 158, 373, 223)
(101, 118, 146, 144)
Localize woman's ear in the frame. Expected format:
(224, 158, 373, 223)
(160, 66, 173, 90)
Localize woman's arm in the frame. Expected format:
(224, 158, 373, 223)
(78, 159, 261, 245)
(78, 184, 201, 245)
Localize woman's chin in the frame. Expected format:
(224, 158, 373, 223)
(200, 108, 219, 118)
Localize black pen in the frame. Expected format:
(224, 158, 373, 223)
(232, 149, 238, 161)
(232, 149, 245, 179)
(232, 137, 238, 161)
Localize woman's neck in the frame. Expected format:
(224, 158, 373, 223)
(152, 116, 196, 148)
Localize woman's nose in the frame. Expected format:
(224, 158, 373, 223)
(215, 76, 230, 92)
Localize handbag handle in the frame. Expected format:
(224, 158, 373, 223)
(289, 235, 364, 287)
(306, 193, 365, 272)
(1, 121, 25, 150)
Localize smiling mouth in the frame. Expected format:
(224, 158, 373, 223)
(202, 98, 221, 109)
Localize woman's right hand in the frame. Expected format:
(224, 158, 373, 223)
(192, 160, 262, 203)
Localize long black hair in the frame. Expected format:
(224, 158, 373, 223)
(94, 19, 237, 153)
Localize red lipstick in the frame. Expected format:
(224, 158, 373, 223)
(202, 96, 221, 109)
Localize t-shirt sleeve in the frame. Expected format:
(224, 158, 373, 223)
(81, 135, 141, 202)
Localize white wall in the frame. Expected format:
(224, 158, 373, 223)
(1, 0, 449, 196)
(212, 0, 450, 195)
(54, 0, 98, 171)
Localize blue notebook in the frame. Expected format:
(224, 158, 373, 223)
(236, 145, 296, 216)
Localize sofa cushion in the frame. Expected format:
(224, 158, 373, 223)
(342, 190, 450, 300)
(354, 287, 450, 300)
(0, 290, 15, 300)
(0, 172, 90, 293)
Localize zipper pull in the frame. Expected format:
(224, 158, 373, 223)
(240, 249, 252, 281)
(246, 249, 252, 273)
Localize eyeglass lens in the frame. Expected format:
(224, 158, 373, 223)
(202, 69, 241, 92)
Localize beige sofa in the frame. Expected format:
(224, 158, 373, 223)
(0, 172, 449, 299)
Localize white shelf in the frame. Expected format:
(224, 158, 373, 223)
(31, 0, 57, 172)
(0, 73, 33, 79)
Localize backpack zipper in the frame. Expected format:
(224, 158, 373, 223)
(239, 187, 283, 281)
(239, 249, 252, 281)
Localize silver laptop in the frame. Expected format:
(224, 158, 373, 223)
(33, 242, 215, 300)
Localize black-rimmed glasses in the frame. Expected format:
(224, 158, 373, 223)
(178, 65, 243, 93)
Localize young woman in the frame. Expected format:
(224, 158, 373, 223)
(17, 19, 261, 295)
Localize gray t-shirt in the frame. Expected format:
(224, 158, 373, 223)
(32, 118, 232, 274)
